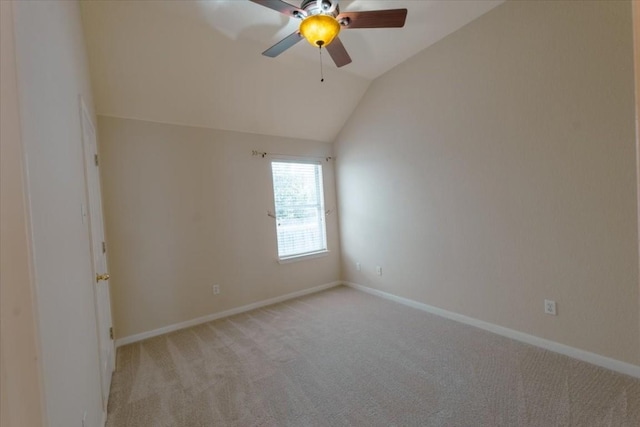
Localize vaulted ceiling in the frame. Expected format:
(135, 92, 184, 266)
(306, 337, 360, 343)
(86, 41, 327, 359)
(81, 0, 503, 142)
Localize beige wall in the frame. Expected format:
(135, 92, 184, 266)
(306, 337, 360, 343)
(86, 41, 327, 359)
(0, 1, 45, 426)
(335, 0, 639, 365)
(11, 1, 105, 425)
(98, 116, 340, 339)
(634, 0, 640, 352)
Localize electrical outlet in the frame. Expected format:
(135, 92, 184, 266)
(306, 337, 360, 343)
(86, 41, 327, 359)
(376, 266, 382, 276)
(213, 285, 220, 295)
(544, 299, 557, 316)
(356, 262, 361, 271)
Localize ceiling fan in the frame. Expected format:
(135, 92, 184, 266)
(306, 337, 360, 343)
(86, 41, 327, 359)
(249, 0, 408, 68)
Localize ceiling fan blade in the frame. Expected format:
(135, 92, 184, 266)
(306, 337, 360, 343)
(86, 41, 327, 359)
(262, 31, 304, 57)
(249, 0, 305, 18)
(337, 9, 408, 29)
(326, 37, 352, 68)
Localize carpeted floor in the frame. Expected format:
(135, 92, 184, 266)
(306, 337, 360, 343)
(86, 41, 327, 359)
(107, 285, 640, 426)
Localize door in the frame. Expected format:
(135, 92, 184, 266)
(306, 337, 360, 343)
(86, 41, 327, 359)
(80, 98, 115, 409)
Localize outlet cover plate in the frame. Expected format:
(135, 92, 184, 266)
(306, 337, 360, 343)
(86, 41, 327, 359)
(544, 299, 557, 315)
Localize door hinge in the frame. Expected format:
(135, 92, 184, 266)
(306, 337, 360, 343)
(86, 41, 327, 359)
(102, 241, 106, 254)
(109, 327, 114, 340)
(94, 154, 99, 166)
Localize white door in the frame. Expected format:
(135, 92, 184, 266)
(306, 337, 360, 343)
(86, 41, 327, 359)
(80, 98, 115, 409)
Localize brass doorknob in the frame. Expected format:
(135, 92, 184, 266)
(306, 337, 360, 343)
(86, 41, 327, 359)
(96, 273, 110, 282)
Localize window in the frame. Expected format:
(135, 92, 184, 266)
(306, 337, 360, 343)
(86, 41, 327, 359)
(271, 160, 327, 260)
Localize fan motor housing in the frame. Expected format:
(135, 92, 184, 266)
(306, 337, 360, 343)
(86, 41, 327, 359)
(300, 0, 340, 17)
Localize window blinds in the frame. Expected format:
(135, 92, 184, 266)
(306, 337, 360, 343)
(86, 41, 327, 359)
(271, 161, 327, 259)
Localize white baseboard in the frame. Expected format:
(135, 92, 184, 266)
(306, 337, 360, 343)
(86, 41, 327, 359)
(115, 281, 341, 347)
(344, 282, 640, 379)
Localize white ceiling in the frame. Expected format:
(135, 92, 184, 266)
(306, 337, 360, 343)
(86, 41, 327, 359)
(81, 0, 503, 142)
(149, 0, 504, 80)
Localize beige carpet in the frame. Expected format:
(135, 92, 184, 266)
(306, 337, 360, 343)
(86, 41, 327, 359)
(107, 286, 640, 426)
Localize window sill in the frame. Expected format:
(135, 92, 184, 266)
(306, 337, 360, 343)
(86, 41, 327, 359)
(277, 250, 330, 264)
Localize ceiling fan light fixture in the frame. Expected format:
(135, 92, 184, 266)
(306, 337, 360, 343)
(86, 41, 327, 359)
(299, 14, 341, 47)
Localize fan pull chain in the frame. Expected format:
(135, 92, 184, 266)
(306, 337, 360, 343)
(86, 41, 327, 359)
(319, 46, 324, 83)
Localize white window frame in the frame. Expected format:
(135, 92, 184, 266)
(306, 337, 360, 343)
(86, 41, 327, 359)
(270, 159, 329, 262)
